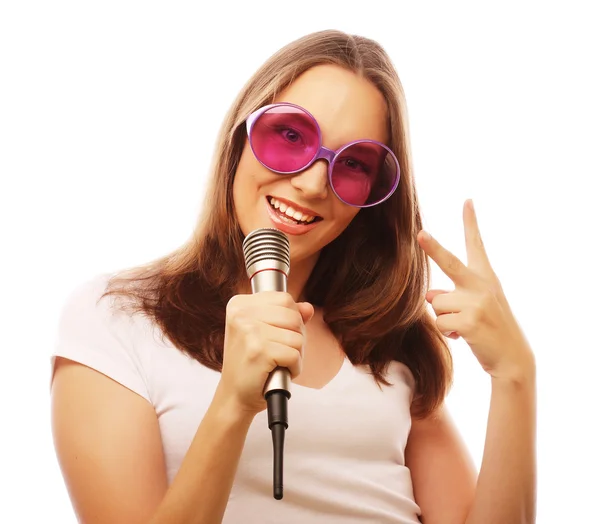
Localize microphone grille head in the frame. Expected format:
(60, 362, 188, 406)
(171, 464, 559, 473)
(243, 228, 290, 278)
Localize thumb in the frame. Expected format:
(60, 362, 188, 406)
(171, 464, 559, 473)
(297, 302, 315, 324)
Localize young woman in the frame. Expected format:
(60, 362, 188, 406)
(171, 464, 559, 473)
(50, 30, 536, 524)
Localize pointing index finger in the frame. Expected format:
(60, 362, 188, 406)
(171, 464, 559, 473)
(418, 230, 469, 286)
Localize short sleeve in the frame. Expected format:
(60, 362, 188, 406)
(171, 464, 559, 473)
(398, 362, 416, 403)
(388, 361, 417, 404)
(49, 274, 151, 403)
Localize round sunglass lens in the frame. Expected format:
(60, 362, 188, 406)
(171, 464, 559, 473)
(331, 143, 398, 206)
(250, 106, 320, 173)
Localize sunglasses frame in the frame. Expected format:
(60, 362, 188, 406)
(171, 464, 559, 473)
(245, 102, 401, 208)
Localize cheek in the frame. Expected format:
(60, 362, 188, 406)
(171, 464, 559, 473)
(340, 202, 361, 223)
(234, 142, 276, 194)
(330, 205, 360, 235)
(308, 207, 358, 254)
(233, 145, 257, 228)
(233, 143, 280, 235)
(234, 145, 260, 204)
(235, 143, 256, 183)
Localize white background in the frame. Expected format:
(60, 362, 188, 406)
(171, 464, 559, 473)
(1, 1, 598, 522)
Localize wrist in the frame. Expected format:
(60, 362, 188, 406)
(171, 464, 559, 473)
(211, 384, 257, 428)
(490, 350, 536, 388)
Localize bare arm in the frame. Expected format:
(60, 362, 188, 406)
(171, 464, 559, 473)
(406, 360, 536, 524)
(416, 201, 538, 523)
(405, 405, 477, 524)
(464, 363, 537, 524)
(149, 382, 254, 524)
(51, 357, 254, 524)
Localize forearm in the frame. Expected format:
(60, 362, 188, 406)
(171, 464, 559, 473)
(465, 359, 537, 524)
(149, 387, 254, 524)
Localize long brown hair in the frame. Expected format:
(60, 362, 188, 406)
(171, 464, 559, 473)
(101, 30, 452, 418)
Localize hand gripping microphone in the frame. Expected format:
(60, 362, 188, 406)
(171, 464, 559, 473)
(242, 228, 291, 501)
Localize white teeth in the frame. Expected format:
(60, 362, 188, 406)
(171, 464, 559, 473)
(268, 197, 318, 224)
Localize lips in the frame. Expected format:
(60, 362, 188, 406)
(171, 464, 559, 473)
(264, 197, 322, 235)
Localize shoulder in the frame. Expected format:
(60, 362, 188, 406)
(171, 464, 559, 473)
(54, 272, 140, 360)
(56, 272, 122, 328)
(51, 273, 153, 403)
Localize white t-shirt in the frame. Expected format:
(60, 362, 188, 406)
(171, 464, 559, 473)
(50, 274, 421, 523)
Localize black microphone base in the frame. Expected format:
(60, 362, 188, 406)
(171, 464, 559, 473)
(271, 423, 285, 500)
(266, 390, 289, 500)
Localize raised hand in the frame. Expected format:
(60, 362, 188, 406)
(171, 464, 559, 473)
(417, 199, 534, 380)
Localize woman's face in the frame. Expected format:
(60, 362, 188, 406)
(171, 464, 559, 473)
(233, 64, 389, 268)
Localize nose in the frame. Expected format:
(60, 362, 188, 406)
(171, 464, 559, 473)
(290, 159, 329, 200)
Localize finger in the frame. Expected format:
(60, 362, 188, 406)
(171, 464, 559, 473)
(251, 305, 305, 334)
(227, 292, 299, 319)
(234, 291, 300, 312)
(418, 230, 470, 286)
(429, 290, 471, 315)
(261, 323, 305, 354)
(267, 343, 303, 379)
(463, 199, 492, 272)
(435, 312, 462, 337)
(425, 289, 450, 304)
(253, 291, 299, 310)
(297, 302, 315, 324)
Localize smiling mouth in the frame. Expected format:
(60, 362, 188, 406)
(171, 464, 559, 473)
(267, 196, 323, 225)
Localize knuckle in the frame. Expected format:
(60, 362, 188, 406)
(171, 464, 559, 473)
(477, 289, 495, 312)
(226, 294, 245, 317)
(244, 337, 263, 362)
(240, 318, 258, 335)
(463, 312, 479, 332)
(227, 305, 250, 330)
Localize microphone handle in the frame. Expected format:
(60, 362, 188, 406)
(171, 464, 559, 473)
(250, 269, 292, 398)
(250, 268, 290, 500)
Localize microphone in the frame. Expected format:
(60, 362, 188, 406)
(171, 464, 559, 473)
(242, 228, 291, 501)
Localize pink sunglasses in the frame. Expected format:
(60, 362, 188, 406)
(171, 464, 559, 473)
(245, 103, 400, 207)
